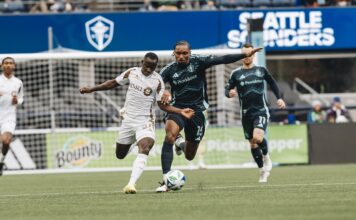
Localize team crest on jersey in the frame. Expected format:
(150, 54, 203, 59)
(85, 16, 114, 51)
(256, 69, 263, 77)
(143, 87, 153, 96)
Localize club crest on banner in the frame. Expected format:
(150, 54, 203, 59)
(85, 16, 114, 51)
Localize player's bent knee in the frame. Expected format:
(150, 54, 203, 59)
(115, 145, 128, 160)
(165, 133, 176, 144)
(185, 153, 195, 161)
(116, 151, 127, 160)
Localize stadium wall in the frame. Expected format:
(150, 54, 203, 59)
(308, 123, 356, 164)
(1, 8, 356, 53)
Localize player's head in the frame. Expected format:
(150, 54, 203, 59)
(173, 40, 191, 65)
(241, 43, 254, 66)
(141, 52, 158, 76)
(1, 57, 16, 75)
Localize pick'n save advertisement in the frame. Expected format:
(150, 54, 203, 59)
(46, 125, 308, 169)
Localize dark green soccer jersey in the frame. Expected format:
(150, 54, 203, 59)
(225, 65, 280, 117)
(161, 54, 244, 112)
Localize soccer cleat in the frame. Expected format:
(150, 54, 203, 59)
(174, 134, 185, 156)
(259, 168, 270, 183)
(0, 162, 3, 176)
(198, 161, 207, 170)
(156, 181, 169, 193)
(123, 184, 137, 194)
(263, 154, 272, 172)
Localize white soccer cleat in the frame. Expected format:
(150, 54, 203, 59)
(174, 134, 185, 156)
(156, 182, 169, 193)
(259, 168, 270, 183)
(263, 154, 272, 172)
(198, 161, 207, 170)
(123, 183, 137, 194)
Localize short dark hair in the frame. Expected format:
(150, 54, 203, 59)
(174, 40, 191, 50)
(242, 43, 254, 49)
(2, 57, 15, 64)
(144, 52, 159, 61)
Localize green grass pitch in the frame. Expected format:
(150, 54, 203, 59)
(1, 164, 356, 220)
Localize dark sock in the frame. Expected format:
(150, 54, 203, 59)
(251, 147, 263, 168)
(161, 141, 174, 174)
(258, 138, 268, 156)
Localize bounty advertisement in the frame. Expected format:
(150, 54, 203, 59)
(46, 125, 308, 169)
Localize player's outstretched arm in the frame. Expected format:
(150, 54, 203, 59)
(157, 102, 195, 119)
(208, 47, 263, 66)
(79, 79, 119, 94)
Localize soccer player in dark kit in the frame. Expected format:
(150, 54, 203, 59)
(225, 43, 286, 183)
(156, 41, 262, 192)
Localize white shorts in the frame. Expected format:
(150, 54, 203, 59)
(1, 121, 16, 134)
(117, 119, 155, 145)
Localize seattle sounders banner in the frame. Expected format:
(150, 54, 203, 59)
(45, 125, 308, 169)
(0, 8, 355, 53)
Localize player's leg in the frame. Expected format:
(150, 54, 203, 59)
(161, 114, 184, 174)
(124, 121, 155, 194)
(156, 114, 184, 192)
(0, 122, 16, 176)
(183, 111, 206, 161)
(116, 122, 135, 160)
(197, 139, 207, 169)
(252, 116, 271, 182)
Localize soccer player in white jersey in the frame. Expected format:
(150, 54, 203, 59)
(80, 52, 194, 194)
(0, 57, 24, 175)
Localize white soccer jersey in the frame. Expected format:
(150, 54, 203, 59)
(0, 74, 23, 123)
(115, 67, 164, 123)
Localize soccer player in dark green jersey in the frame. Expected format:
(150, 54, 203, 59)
(225, 43, 286, 183)
(156, 41, 262, 192)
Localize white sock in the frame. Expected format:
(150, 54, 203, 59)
(128, 153, 148, 185)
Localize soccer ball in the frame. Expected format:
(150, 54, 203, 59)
(165, 170, 186, 191)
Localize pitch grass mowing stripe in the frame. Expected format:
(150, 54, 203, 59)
(2, 181, 356, 198)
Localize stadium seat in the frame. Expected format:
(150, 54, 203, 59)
(218, 0, 252, 8)
(271, 0, 294, 7)
(252, 0, 271, 7)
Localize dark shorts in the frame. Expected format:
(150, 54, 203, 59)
(242, 115, 268, 140)
(165, 112, 206, 143)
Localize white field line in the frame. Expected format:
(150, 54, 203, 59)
(1, 182, 356, 198)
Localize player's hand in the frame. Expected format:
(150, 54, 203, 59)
(245, 47, 263, 57)
(12, 95, 18, 105)
(229, 89, 237, 98)
(277, 99, 286, 109)
(180, 108, 195, 119)
(79, 87, 92, 94)
(161, 90, 172, 105)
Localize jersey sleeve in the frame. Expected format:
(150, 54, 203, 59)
(224, 72, 236, 98)
(197, 55, 217, 69)
(159, 66, 170, 84)
(156, 76, 165, 101)
(115, 68, 133, 85)
(198, 54, 246, 69)
(17, 80, 24, 105)
(263, 67, 281, 99)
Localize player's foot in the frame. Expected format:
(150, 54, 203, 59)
(263, 154, 272, 172)
(123, 183, 137, 194)
(0, 162, 4, 176)
(259, 168, 270, 183)
(198, 161, 207, 170)
(156, 181, 169, 193)
(174, 134, 185, 156)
